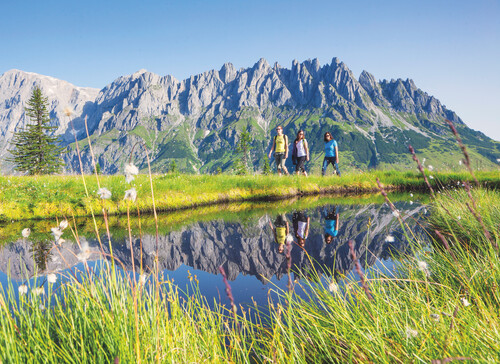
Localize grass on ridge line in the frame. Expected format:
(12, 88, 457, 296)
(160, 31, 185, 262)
(0, 170, 498, 221)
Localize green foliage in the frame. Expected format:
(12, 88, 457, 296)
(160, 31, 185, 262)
(235, 130, 252, 175)
(262, 156, 271, 175)
(169, 160, 177, 173)
(93, 163, 101, 175)
(7, 87, 64, 175)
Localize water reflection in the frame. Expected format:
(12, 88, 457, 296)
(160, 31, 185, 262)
(0, 200, 426, 287)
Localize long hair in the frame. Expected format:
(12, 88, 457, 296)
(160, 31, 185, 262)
(295, 130, 304, 143)
(324, 131, 332, 142)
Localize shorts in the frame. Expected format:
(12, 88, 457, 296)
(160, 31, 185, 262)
(275, 214, 287, 227)
(274, 152, 286, 170)
(295, 156, 306, 172)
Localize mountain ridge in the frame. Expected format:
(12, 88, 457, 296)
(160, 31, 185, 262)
(0, 58, 498, 174)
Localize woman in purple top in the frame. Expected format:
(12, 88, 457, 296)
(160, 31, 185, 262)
(322, 132, 341, 176)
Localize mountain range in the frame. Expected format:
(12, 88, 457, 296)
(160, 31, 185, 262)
(0, 58, 498, 174)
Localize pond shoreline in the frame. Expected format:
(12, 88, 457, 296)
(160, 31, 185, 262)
(0, 171, 498, 221)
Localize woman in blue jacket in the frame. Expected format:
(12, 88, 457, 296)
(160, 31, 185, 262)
(322, 132, 341, 176)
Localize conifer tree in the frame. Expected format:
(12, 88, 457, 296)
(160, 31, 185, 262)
(262, 156, 271, 175)
(8, 86, 64, 174)
(235, 130, 252, 175)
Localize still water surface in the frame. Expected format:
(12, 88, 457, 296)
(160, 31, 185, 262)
(0, 196, 428, 307)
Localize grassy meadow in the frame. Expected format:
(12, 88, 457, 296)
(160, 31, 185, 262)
(0, 169, 498, 221)
(0, 184, 499, 362)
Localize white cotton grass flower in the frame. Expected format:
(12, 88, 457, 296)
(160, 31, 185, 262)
(139, 274, 148, 285)
(496, 158, 500, 163)
(39, 303, 46, 311)
(328, 280, 339, 293)
(405, 327, 419, 338)
(457, 216, 461, 220)
(51, 227, 63, 240)
(460, 297, 471, 307)
(428, 165, 434, 171)
(417, 260, 431, 277)
(385, 235, 395, 243)
(409, 200, 413, 205)
(59, 219, 69, 230)
(33, 287, 44, 296)
(47, 273, 57, 284)
(77, 240, 92, 262)
(56, 238, 65, 245)
(97, 187, 112, 200)
(22, 228, 31, 238)
(459, 160, 463, 165)
(429, 175, 434, 179)
(410, 193, 414, 197)
(18, 284, 28, 295)
(392, 210, 400, 218)
(124, 188, 137, 202)
(124, 163, 139, 183)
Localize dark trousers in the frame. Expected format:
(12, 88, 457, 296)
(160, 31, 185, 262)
(322, 157, 341, 176)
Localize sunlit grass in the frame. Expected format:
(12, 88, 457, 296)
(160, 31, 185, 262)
(0, 170, 498, 221)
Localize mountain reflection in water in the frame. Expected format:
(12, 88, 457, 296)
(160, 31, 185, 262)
(1, 201, 426, 290)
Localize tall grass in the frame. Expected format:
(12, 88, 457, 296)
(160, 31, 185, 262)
(2, 193, 499, 362)
(0, 170, 498, 221)
(0, 265, 250, 362)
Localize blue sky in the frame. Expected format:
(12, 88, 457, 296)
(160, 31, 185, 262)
(1, 0, 499, 140)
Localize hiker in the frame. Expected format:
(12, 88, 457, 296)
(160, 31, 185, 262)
(292, 210, 310, 247)
(322, 132, 341, 176)
(323, 206, 340, 245)
(269, 214, 289, 253)
(268, 126, 289, 176)
(292, 130, 309, 176)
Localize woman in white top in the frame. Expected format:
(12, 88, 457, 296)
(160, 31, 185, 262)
(293, 130, 309, 176)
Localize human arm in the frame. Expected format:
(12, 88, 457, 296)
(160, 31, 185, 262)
(284, 136, 289, 159)
(305, 217, 310, 238)
(268, 138, 275, 159)
(269, 221, 277, 242)
(305, 139, 310, 161)
(335, 145, 339, 164)
(286, 221, 289, 236)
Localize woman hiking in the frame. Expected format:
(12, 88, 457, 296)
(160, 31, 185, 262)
(322, 131, 341, 176)
(268, 125, 289, 176)
(293, 130, 309, 176)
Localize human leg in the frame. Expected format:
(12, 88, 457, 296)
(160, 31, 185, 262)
(296, 157, 306, 175)
(334, 162, 341, 177)
(275, 153, 284, 176)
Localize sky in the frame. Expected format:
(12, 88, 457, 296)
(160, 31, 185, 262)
(1, 0, 499, 140)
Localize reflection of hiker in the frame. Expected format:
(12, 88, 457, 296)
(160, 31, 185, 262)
(323, 206, 340, 244)
(292, 210, 310, 247)
(322, 132, 341, 176)
(269, 214, 289, 253)
(292, 130, 309, 176)
(268, 126, 289, 176)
